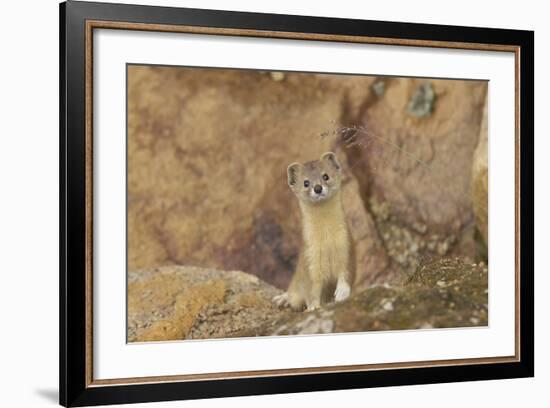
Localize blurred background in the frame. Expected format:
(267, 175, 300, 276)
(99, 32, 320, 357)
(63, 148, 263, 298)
(127, 65, 488, 292)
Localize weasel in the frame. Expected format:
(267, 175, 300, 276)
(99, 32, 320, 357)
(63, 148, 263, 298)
(273, 152, 355, 311)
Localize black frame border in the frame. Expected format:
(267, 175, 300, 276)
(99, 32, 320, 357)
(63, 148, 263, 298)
(60, 1, 534, 406)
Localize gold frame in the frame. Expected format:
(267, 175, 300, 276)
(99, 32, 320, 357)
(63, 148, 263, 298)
(84, 20, 521, 388)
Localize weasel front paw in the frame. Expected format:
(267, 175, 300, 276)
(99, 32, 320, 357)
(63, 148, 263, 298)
(334, 280, 351, 302)
(272, 292, 290, 308)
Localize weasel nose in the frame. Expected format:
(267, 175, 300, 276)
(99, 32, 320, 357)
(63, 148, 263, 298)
(314, 184, 323, 194)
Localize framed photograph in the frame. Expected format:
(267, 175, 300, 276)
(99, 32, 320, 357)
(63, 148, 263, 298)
(60, 1, 534, 406)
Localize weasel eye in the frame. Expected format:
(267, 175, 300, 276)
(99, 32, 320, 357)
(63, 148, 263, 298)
(304, 180, 310, 188)
(323, 173, 329, 181)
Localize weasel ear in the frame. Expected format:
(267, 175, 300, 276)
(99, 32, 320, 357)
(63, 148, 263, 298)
(287, 163, 302, 187)
(321, 152, 341, 171)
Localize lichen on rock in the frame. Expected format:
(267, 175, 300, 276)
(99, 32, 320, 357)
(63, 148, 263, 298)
(408, 82, 436, 118)
(257, 258, 487, 336)
(128, 266, 291, 342)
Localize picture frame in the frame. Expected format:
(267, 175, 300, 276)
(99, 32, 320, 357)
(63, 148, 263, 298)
(59, 1, 534, 406)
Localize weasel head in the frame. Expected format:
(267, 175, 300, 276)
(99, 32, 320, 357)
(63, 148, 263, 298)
(287, 152, 342, 205)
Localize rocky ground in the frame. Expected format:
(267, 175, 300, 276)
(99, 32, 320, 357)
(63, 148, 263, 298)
(128, 258, 488, 342)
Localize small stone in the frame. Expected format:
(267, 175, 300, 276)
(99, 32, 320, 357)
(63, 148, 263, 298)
(437, 242, 449, 255)
(270, 71, 285, 81)
(382, 300, 394, 311)
(320, 319, 334, 333)
(412, 222, 428, 234)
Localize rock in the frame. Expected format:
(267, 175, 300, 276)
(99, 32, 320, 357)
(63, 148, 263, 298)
(128, 259, 488, 342)
(128, 265, 290, 342)
(343, 78, 488, 275)
(472, 95, 489, 247)
(127, 65, 386, 289)
(336, 148, 392, 287)
(246, 257, 488, 336)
